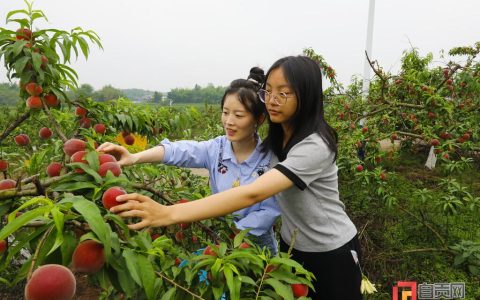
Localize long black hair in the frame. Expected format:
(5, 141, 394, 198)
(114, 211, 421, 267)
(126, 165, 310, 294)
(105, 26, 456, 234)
(262, 56, 338, 161)
(220, 67, 266, 122)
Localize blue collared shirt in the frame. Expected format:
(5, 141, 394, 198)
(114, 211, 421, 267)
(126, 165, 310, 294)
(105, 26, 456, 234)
(161, 136, 280, 236)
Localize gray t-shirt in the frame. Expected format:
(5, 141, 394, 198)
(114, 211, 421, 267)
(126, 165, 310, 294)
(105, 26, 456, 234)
(273, 133, 357, 252)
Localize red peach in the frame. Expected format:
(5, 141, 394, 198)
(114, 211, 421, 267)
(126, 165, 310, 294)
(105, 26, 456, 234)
(0, 239, 7, 255)
(124, 134, 135, 145)
(93, 123, 106, 134)
(46, 162, 62, 177)
(63, 138, 86, 156)
(291, 283, 309, 297)
(72, 240, 105, 274)
(16, 28, 32, 40)
(44, 93, 59, 107)
(15, 134, 30, 146)
(0, 160, 8, 172)
(24, 264, 76, 300)
(25, 83, 43, 96)
(39, 127, 52, 139)
(102, 186, 126, 209)
(98, 153, 117, 165)
(75, 106, 87, 117)
(26, 96, 43, 109)
(79, 117, 91, 128)
(0, 179, 16, 190)
(98, 162, 122, 177)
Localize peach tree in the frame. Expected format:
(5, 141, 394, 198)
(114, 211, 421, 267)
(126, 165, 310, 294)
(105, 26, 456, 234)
(0, 2, 314, 300)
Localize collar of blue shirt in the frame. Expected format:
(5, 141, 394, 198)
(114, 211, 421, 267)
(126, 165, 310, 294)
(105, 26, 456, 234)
(222, 136, 262, 168)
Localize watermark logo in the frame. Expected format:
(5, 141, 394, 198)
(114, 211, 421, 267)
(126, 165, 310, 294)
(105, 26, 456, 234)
(393, 281, 465, 299)
(392, 281, 416, 300)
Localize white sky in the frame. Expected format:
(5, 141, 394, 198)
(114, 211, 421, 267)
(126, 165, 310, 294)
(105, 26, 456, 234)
(1, 0, 479, 92)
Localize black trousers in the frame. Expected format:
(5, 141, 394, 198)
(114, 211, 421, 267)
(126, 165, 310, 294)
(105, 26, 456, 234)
(280, 235, 363, 300)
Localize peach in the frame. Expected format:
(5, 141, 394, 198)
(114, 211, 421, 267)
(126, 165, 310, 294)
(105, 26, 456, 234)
(79, 117, 91, 128)
(39, 127, 52, 139)
(0, 179, 16, 190)
(26, 96, 43, 109)
(24, 264, 76, 300)
(239, 242, 251, 249)
(15, 134, 30, 146)
(98, 153, 117, 165)
(63, 139, 86, 156)
(93, 123, 106, 134)
(16, 28, 32, 41)
(41, 55, 48, 69)
(47, 162, 62, 177)
(98, 162, 122, 177)
(124, 134, 135, 145)
(70, 150, 88, 174)
(101, 186, 126, 209)
(25, 83, 43, 96)
(291, 283, 308, 297)
(203, 245, 217, 256)
(0, 239, 7, 255)
(75, 106, 87, 117)
(0, 160, 8, 172)
(44, 93, 59, 107)
(72, 240, 105, 274)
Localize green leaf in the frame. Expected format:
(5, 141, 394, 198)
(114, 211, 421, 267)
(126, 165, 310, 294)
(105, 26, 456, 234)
(0, 224, 49, 271)
(263, 278, 294, 300)
(30, 11, 47, 23)
(12, 40, 27, 56)
(105, 213, 130, 240)
(72, 199, 111, 258)
(86, 150, 100, 171)
(233, 229, 250, 248)
(159, 287, 176, 300)
(0, 206, 51, 240)
(8, 197, 53, 223)
(60, 231, 78, 266)
(224, 264, 238, 300)
(137, 254, 156, 300)
(47, 206, 65, 255)
(52, 181, 98, 192)
(31, 51, 42, 71)
(122, 249, 142, 285)
(76, 35, 89, 59)
(14, 55, 29, 73)
(270, 257, 307, 272)
(115, 258, 137, 297)
(239, 275, 257, 286)
(6, 9, 29, 21)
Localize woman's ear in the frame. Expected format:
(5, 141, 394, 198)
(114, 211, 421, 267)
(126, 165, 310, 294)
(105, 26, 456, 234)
(258, 114, 266, 126)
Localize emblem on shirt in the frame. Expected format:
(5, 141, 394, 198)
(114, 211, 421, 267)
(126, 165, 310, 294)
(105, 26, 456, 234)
(252, 163, 270, 178)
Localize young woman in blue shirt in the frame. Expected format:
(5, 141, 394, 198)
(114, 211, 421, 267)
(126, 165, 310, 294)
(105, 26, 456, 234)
(106, 56, 362, 299)
(98, 68, 280, 255)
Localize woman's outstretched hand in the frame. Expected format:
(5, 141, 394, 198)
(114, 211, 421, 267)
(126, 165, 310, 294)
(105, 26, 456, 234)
(97, 142, 137, 166)
(110, 193, 171, 230)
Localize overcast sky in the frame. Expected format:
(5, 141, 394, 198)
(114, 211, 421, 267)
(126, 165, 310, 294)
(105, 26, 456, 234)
(1, 0, 479, 92)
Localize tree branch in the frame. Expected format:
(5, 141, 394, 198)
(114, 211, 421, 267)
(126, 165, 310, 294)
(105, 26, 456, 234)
(0, 110, 31, 144)
(155, 271, 205, 300)
(42, 101, 67, 142)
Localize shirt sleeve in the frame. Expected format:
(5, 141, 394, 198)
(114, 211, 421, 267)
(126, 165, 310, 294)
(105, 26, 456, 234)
(234, 196, 281, 236)
(161, 138, 218, 169)
(274, 134, 335, 190)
